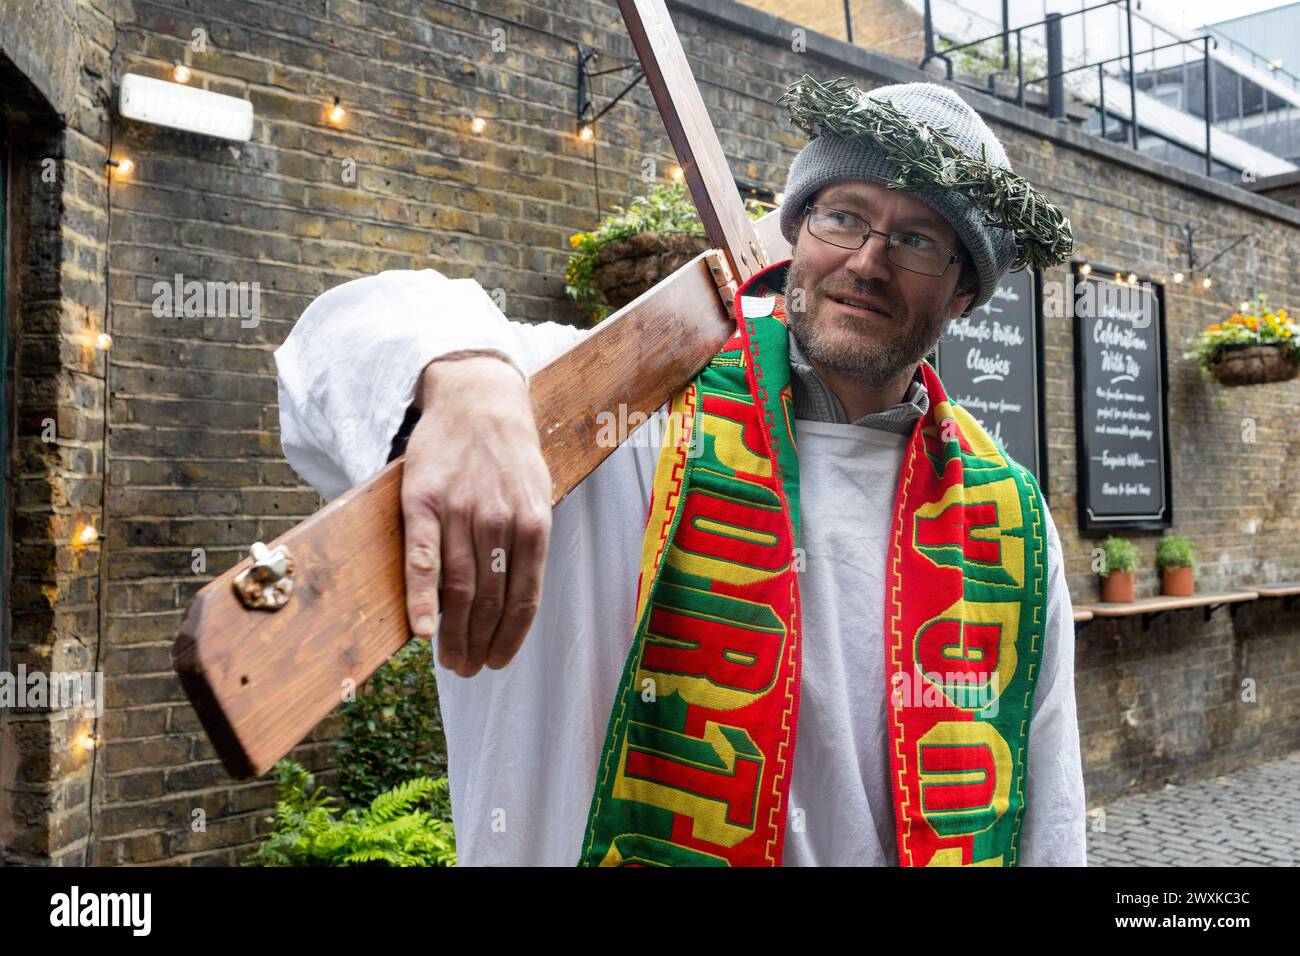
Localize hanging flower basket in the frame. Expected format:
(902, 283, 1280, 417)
(1186, 295, 1300, 387)
(1209, 343, 1299, 387)
(564, 181, 765, 324)
(591, 231, 712, 311)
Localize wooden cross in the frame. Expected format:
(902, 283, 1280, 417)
(174, 0, 793, 779)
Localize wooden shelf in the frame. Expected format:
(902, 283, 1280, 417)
(1073, 589, 1258, 630)
(1248, 581, 1300, 610)
(1249, 581, 1300, 596)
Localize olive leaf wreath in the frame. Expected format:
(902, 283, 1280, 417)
(779, 74, 1075, 272)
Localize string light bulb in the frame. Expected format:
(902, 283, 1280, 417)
(578, 123, 594, 142)
(669, 164, 683, 182)
(95, 333, 113, 351)
(80, 732, 100, 752)
(470, 116, 486, 134)
(1079, 262, 1092, 277)
(774, 191, 785, 205)
(172, 61, 192, 84)
(77, 525, 99, 547)
(1202, 276, 1213, 289)
(107, 158, 133, 178)
(328, 96, 346, 126)
(1240, 300, 1251, 312)
(1173, 271, 1184, 283)
(1126, 272, 1137, 285)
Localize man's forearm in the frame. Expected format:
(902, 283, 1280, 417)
(414, 349, 524, 410)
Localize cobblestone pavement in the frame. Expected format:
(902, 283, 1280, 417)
(1087, 750, 1300, 866)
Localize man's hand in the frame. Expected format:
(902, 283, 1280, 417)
(403, 355, 553, 678)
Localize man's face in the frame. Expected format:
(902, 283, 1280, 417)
(785, 179, 976, 387)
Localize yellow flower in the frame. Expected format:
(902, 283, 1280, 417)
(569, 233, 584, 248)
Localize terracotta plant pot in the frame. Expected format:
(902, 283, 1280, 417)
(1161, 565, 1195, 596)
(1100, 570, 1135, 603)
(591, 231, 712, 311)
(1210, 343, 1299, 386)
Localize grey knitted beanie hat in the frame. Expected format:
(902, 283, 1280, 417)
(780, 81, 1020, 314)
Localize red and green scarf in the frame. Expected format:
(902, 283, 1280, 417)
(579, 260, 1048, 867)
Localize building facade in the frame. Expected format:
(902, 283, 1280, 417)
(2, 0, 1299, 864)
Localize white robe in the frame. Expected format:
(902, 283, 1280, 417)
(274, 268, 1088, 867)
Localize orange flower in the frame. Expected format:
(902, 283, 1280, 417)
(1206, 323, 1224, 333)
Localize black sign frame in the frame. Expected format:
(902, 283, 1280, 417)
(933, 267, 1049, 497)
(1071, 261, 1173, 533)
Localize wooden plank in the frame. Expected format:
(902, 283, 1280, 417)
(753, 206, 792, 262)
(533, 252, 742, 502)
(175, 252, 736, 779)
(1248, 581, 1300, 598)
(174, 0, 800, 779)
(618, 0, 769, 285)
(1079, 589, 1259, 618)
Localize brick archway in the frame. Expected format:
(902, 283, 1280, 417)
(0, 2, 113, 865)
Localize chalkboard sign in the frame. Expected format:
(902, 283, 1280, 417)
(934, 267, 1047, 487)
(1072, 263, 1172, 531)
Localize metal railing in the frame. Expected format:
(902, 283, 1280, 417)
(1199, 24, 1300, 96)
(920, 0, 1221, 176)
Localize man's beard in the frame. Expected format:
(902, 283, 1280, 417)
(785, 261, 947, 388)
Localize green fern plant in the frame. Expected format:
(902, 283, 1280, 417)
(244, 760, 456, 867)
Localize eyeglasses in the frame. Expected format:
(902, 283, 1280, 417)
(803, 203, 959, 278)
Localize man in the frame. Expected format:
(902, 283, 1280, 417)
(275, 78, 1086, 866)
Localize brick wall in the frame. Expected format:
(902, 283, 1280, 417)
(1249, 170, 1300, 209)
(2, 0, 1299, 864)
(0, 0, 116, 865)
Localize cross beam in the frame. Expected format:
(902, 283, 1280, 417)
(174, 0, 791, 779)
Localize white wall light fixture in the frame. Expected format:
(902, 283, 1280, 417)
(119, 73, 254, 141)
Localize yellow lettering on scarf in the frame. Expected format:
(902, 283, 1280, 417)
(913, 477, 1025, 590)
(703, 411, 771, 478)
(930, 400, 1006, 466)
(613, 721, 762, 849)
(913, 598, 1019, 708)
(666, 475, 790, 587)
(925, 847, 1004, 867)
(638, 590, 786, 711)
(916, 721, 1012, 839)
